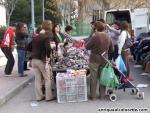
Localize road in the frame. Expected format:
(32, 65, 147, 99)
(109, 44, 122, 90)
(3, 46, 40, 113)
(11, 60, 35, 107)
(0, 62, 150, 113)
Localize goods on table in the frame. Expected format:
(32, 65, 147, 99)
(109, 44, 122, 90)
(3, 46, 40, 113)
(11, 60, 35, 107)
(72, 40, 85, 48)
(56, 70, 87, 103)
(53, 47, 90, 69)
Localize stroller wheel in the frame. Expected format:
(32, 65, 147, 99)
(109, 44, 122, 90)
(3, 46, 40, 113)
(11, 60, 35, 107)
(137, 92, 144, 99)
(109, 94, 117, 101)
(131, 88, 139, 95)
(107, 89, 113, 95)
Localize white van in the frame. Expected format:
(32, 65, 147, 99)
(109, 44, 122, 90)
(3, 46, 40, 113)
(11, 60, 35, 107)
(104, 8, 149, 37)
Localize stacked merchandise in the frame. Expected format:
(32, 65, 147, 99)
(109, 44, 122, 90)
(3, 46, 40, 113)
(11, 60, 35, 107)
(130, 35, 150, 73)
(53, 47, 90, 70)
(56, 69, 88, 103)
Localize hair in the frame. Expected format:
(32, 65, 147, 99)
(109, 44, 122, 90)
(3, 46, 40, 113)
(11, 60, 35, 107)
(97, 19, 105, 24)
(16, 22, 25, 32)
(36, 26, 42, 34)
(42, 20, 52, 31)
(94, 21, 105, 32)
(90, 21, 95, 25)
(113, 20, 121, 28)
(11, 23, 18, 27)
(52, 23, 60, 34)
(65, 25, 72, 32)
(120, 21, 129, 31)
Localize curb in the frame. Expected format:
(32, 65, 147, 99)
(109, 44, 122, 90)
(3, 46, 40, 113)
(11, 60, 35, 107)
(0, 75, 34, 106)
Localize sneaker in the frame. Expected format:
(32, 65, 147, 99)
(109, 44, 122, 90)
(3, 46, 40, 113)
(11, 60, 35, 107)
(45, 97, 56, 102)
(24, 68, 30, 71)
(19, 74, 28, 77)
(37, 97, 45, 102)
(4, 73, 13, 77)
(89, 97, 96, 100)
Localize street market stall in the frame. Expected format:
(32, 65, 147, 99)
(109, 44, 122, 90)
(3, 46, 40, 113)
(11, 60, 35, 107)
(51, 42, 90, 103)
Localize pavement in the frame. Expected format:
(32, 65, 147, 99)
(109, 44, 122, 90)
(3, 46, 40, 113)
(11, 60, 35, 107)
(0, 49, 34, 106)
(0, 36, 86, 107)
(0, 61, 150, 113)
(0, 39, 150, 112)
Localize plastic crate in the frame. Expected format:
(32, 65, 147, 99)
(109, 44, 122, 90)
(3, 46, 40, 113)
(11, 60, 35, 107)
(56, 73, 87, 103)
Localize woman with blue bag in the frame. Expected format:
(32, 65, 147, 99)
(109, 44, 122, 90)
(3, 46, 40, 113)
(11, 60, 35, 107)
(85, 21, 114, 100)
(118, 21, 133, 81)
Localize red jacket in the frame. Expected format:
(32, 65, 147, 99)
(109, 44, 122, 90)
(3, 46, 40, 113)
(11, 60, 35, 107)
(1, 28, 15, 48)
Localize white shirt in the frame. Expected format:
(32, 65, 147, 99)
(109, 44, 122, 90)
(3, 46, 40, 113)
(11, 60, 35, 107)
(118, 30, 131, 54)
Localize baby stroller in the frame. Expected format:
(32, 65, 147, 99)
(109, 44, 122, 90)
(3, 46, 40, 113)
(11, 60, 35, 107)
(101, 52, 144, 101)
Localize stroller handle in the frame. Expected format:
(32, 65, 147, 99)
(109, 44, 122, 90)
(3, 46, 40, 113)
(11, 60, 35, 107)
(101, 51, 112, 65)
(101, 51, 106, 57)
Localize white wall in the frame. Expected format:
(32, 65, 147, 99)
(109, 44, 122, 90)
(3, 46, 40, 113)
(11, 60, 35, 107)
(0, 5, 6, 26)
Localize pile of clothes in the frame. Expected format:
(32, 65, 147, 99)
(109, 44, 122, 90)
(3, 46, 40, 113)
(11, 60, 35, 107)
(130, 32, 150, 72)
(53, 47, 90, 70)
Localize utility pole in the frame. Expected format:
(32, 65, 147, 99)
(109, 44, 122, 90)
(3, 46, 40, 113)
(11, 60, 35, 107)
(31, 0, 35, 32)
(147, 0, 150, 31)
(42, 0, 45, 21)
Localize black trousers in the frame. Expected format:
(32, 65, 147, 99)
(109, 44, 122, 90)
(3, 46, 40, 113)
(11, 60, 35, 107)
(109, 45, 118, 61)
(1, 47, 15, 74)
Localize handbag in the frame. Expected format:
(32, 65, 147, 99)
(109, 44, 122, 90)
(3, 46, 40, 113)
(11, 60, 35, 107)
(99, 63, 119, 88)
(123, 31, 133, 49)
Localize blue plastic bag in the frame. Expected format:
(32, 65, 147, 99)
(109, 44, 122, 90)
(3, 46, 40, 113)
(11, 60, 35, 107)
(115, 55, 127, 73)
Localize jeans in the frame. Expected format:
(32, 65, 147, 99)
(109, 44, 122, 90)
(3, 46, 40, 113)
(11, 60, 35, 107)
(122, 50, 130, 77)
(109, 45, 118, 61)
(17, 49, 25, 76)
(1, 47, 15, 74)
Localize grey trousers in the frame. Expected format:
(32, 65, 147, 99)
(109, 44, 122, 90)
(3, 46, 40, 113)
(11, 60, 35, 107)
(89, 63, 106, 99)
(32, 59, 53, 100)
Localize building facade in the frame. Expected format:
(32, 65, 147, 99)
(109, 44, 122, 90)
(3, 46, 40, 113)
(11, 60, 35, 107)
(0, 5, 6, 26)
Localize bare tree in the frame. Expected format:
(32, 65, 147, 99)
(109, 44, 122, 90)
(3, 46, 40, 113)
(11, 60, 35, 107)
(105, 0, 147, 9)
(55, 0, 75, 26)
(0, 0, 18, 26)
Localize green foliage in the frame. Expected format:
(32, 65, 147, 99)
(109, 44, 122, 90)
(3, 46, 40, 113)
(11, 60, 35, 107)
(45, 0, 61, 25)
(0, 26, 6, 45)
(10, 0, 61, 27)
(10, 0, 31, 25)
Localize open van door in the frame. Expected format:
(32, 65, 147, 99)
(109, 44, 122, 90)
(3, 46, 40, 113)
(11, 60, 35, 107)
(104, 8, 149, 37)
(133, 8, 149, 37)
(104, 9, 134, 36)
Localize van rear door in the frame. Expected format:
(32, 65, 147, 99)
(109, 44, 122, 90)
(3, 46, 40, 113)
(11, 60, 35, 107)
(133, 8, 149, 37)
(104, 9, 132, 25)
(104, 9, 133, 36)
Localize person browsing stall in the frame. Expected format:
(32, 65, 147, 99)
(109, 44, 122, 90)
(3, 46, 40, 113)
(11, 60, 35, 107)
(85, 21, 114, 100)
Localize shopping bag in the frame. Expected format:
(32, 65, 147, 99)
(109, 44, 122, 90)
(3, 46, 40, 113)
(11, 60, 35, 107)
(115, 55, 127, 73)
(99, 63, 119, 88)
(45, 62, 56, 91)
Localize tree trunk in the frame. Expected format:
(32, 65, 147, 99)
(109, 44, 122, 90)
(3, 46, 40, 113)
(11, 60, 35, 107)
(6, 9, 10, 27)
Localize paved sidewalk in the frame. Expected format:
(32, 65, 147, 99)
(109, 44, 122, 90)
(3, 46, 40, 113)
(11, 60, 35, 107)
(0, 49, 34, 106)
